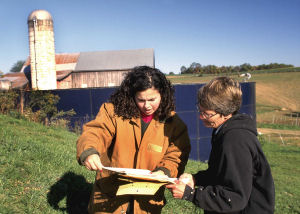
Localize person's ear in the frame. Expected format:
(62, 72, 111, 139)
(223, 114, 232, 120)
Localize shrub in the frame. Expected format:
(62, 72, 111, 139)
(24, 91, 76, 126)
(0, 90, 19, 114)
(0, 90, 76, 128)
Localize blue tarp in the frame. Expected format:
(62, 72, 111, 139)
(51, 82, 256, 162)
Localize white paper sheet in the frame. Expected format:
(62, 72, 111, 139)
(102, 166, 178, 183)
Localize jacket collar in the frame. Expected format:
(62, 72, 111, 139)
(129, 110, 176, 126)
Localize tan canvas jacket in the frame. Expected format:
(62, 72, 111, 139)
(77, 103, 191, 214)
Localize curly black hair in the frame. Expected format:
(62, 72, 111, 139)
(109, 66, 175, 120)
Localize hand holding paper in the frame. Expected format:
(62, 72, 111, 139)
(178, 173, 194, 188)
(166, 173, 195, 199)
(101, 166, 179, 195)
(84, 154, 104, 171)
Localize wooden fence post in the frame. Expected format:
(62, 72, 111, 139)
(20, 89, 24, 115)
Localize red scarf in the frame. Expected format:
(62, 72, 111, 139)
(141, 113, 154, 123)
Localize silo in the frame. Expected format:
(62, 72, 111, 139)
(28, 10, 57, 90)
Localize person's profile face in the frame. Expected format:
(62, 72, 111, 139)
(134, 87, 161, 116)
(198, 106, 226, 129)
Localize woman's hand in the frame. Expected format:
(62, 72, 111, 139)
(84, 154, 104, 172)
(166, 173, 194, 199)
(166, 180, 186, 199)
(179, 173, 195, 188)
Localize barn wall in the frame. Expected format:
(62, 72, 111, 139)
(57, 75, 72, 89)
(71, 70, 129, 88)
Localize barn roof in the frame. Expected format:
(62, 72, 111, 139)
(0, 72, 28, 89)
(17, 53, 79, 82)
(55, 53, 79, 64)
(21, 53, 79, 72)
(75, 48, 155, 72)
(0, 70, 74, 90)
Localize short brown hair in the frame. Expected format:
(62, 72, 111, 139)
(197, 77, 242, 116)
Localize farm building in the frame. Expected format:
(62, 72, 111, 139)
(0, 9, 154, 91)
(70, 48, 154, 88)
(0, 48, 154, 91)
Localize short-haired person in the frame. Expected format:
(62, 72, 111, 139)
(167, 77, 275, 214)
(77, 66, 191, 214)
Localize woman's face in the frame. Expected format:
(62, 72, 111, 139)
(198, 106, 231, 129)
(135, 87, 161, 116)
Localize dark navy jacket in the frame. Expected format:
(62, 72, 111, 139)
(183, 114, 275, 214)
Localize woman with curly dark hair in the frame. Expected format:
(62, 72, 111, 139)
(110, 66, 175, 121)
(77, 66, 191, 214)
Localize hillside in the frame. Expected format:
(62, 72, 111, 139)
(0, 71, 299, 213)
(252, 72, 300, 111)
(1, 113, 299, 213)
(168, 71, 300, 112)
(168, 71, 300, 146)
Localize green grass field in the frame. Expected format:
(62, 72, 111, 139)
(1, 70, 300, 213)
(1, 113, 300, 214)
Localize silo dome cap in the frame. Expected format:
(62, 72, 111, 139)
(28, 10, 53, 21)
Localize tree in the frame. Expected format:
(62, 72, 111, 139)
(10, 60, 25, 73)
(204, 65, 217, 74)
(180, 66, 187, 74)
(191, 62, 202, 74)
(240, 63, 252, 72)
(188, 62, 200, 73)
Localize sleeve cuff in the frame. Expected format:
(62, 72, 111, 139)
(182, 185, 195, 201)
(78, 148, 99, 165)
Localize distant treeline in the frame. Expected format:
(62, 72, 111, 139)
(180, 63, 294, 75)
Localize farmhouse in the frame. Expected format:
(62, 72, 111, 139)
(0, 9, 154, 91)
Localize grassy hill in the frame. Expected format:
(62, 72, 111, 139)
(168, 71, 300, 112)
(1, 70, 300, 213)
(0, 114, 93, 213)
(168, 71, 300, 146)
(1, 113, 300, 213)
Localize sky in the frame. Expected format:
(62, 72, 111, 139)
(1, 0, 300, 74)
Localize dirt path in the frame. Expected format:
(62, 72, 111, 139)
(257, 128, 300, 136)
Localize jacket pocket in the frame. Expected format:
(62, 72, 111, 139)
(147, 143, 163, 153)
